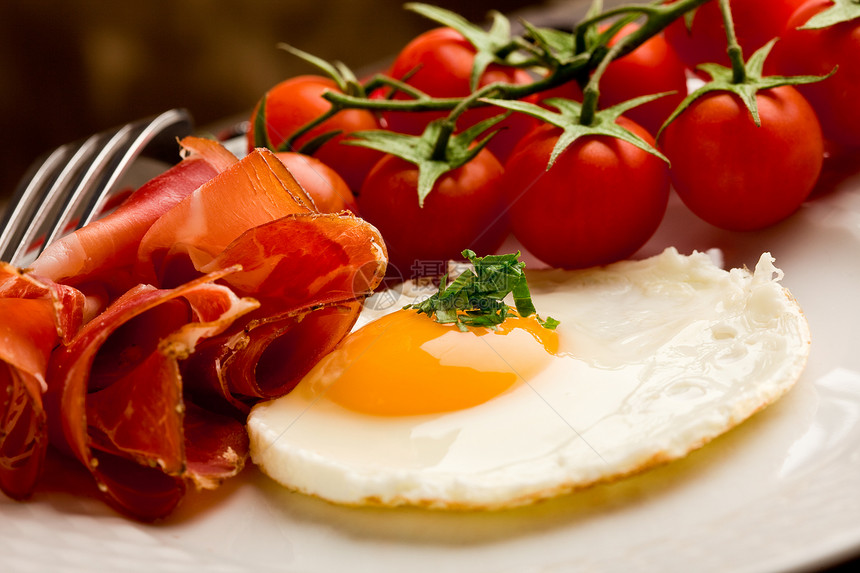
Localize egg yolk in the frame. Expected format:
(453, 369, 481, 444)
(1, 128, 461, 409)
(312, 310, 559, 416)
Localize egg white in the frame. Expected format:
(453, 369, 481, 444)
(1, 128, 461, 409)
(247, 247, 810, 509)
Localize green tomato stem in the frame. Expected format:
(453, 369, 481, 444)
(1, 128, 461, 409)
(282, 104, 342, 152)
(363, 73, 429, 100)
(577, 0, 713, 125)
(431, 120, 456, 161)
(428, 81, 507, 159)
(494, 40, 522, 60)
(574, 0, 712, 61)
(718, 0, 747, 84)
(580, 38, 627, 126)
(325, 90, 466, 112)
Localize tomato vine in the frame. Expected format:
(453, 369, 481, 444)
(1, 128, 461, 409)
(253, 0, 713, 201)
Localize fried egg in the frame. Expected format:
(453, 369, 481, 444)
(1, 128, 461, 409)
(247, 248, 810, 509)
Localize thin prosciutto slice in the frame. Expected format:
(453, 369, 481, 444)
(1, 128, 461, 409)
(184, 299, 366, 414)
(136, 147, 387, 412)
(184, 214, 385, 410)
(135, 147, 316, 287)
(30, 137, 237, 295)
(0, 263, 84, 499)
(45, 269, 258, 520)
(200, 212, 387, 309)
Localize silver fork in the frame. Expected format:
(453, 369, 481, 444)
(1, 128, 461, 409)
(0, 108, 193, 267)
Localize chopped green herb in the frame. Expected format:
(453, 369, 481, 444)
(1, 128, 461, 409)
(404, 249, 559, 332)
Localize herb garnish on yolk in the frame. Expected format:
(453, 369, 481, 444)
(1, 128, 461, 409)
(404, 249, 559, 332)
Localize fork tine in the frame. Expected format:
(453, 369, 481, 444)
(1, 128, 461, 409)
(1, 136, 104, 266)
(0, 143, 75, 263)
(63, 123, 142, 235)
(77, 109, 192, 229)
(31, 132, 112, 257)
(0, 108, 192, 267)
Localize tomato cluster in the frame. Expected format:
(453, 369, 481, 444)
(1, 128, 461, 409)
(664, 0, 808, 70)
(769, 0, 860, 149)
(247, 0, 860, 276)
(661, 0, 860, 231)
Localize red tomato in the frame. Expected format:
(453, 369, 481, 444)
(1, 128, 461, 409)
(770, 0, 860, 147)
(379, 27, 539, 163)
(247, 75, 383, 192)
(664, 0, 807, 70)
(274, 152, 358, 214)
(357, 150, 508, 277)
(598, 23, 688, 135)
(659, 86, 824, 231)
(501, 119, 670, 269)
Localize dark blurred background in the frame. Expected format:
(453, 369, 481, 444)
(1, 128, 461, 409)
(0, 0, 588, 202)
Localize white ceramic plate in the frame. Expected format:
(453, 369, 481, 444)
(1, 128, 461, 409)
(3, 147, 860, 572)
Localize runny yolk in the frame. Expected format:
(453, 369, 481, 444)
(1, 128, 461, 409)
(313, 309, 559, 416)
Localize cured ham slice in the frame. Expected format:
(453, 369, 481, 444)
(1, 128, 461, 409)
(200, 212, 387, 308)
(137, 150, 387, 413)
(185, 214, 385, 410)
(136, 147, 316, 287)
(30, 137, 237, 295)
(45, 269, 258, 520)
(184, 300, 365, 414)
(0, 263, 84, 499)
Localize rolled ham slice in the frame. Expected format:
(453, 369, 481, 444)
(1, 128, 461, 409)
(135, 147, 316, 287)
(45, 268, 259, 520)
(136, 147, 387, 414)
(0, 263, 84, 499)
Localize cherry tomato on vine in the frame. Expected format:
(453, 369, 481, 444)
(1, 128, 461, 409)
(274, 152, 358, 214)
(357, 149, 508, 277)
(769, 0, 860, 148)
(247, 75, 383, 192)
(663, 0, 807, 70)
(378, 27, 539, 163)
(501, 119, 670, 269)
(659, 86, 824, 231)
